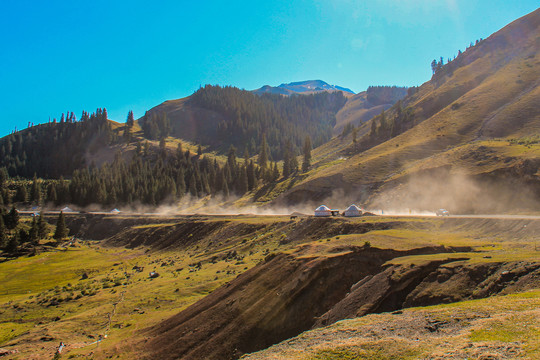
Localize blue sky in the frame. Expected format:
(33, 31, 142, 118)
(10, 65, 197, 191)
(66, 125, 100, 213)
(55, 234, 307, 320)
(0, 0, 538, 136)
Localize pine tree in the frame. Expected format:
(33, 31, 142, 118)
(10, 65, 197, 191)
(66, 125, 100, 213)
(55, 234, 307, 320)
(5, 206, 19, 230)
(18, 228, 29, 244)
(29, 217, 39, 245)
(258, 134, 268, 169)
(379, 109, 388, 132)
(243, 149, 250, 165)
(14, 185, 27, 203)
(5, 232, 19, 253)
(289, 146, 298, 174)
(431, 59, 438, 75)
(53, 211, 68, 240)
(389, 117, 397, 138)
(227, 145, 237, 179)
(302, 136, 312, 173)
(159, 138, 167, 158)
(222, 178, 229, 198)
(188, 173, 198, 197)
(48, 184, 57, 204)
(272, 162, 280, 181)
(247, 160, 256, 191)
(143, 141, 149, 156)
(0, 167, 8, 188)
(30, 174, 40, 204)
(282, 141, 291, 178)
(176, 168, 186, 196)
(238, 166, 248, 194)
(370, 118, 378, 138)
(124, 125, 132, 143)
(0, 215, 6, 249)
(38, 213, 47, 239)
(126, 110, 135, 128)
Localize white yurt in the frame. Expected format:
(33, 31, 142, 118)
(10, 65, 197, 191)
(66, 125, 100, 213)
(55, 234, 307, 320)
(314, 205, 332, 217)
(344, 204, 362, 217)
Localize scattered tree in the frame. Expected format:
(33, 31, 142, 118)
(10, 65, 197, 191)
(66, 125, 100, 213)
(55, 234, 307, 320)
(302, 136, 312, 172)
(126, 110, 135, 128)
(5, 232, 19, 253)
(53, 211, 68, 240)
(29, 217, 39, 245)
(38, 213, 48, 239)
(4, 206, 19, 230)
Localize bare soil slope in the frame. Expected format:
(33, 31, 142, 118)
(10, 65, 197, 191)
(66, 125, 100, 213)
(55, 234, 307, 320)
(142, 246, 459, 360)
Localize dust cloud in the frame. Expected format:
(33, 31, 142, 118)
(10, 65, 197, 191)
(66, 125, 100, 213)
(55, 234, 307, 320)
(36, 167, 539, 216)
(368, 169, 540, 214)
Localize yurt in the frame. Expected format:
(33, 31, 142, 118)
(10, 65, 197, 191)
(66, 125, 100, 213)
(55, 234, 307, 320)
(314, 205, 332, 217)
(344, 204, 362, 217)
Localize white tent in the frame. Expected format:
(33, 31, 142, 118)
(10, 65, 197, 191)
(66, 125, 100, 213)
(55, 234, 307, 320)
(61, 206, 75, 213)
(110, 208, 121, 214)
(314, 205, 332, 217)
(344, 204, 362, 217)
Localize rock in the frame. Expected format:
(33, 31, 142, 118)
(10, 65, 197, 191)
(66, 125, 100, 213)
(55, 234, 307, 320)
(0, 348, 17, 356)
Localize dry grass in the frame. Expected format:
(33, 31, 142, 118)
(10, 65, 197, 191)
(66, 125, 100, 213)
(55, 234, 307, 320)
(243, 290, 540, 360)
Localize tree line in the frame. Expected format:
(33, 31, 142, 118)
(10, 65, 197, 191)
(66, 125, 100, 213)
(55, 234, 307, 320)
(0, 134, 312, 208)
(431, 38, 484, 75)
(0, 207, 68, 257)
(0, 109, 115, 179)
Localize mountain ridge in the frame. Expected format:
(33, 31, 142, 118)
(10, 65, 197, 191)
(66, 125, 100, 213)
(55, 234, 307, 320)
(253, 79, 355, 96)
(272, 7, 540, 213)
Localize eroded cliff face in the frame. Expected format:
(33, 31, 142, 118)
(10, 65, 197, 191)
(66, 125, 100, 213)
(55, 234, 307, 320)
(315, 260, 540, 328)
(140, 243, 538, 360)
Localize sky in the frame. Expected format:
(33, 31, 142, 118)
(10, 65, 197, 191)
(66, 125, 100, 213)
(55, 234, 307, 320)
(0, 0, 538, 136)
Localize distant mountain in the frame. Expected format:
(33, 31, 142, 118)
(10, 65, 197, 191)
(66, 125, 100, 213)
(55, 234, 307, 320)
(253, 80, 355, 96)
(253, 81, 408, 136)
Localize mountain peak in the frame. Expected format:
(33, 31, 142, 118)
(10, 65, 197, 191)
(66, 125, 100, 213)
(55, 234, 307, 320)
(253, 80, 354, 96)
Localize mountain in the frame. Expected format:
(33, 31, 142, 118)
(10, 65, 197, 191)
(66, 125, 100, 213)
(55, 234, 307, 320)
(275, 8, 540, 213)
(0, 9, 538, 213)
(141, 85, 347, 160)
(253, 80, 355, 96)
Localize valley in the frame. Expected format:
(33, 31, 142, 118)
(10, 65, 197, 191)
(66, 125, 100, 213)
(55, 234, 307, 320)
(0, 5, 538, 360)
(0, 213, 538, 359)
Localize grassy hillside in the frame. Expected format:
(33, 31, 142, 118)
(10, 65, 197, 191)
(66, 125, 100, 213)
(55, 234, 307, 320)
(276, 8, 540, 213)
(334, 91, 392, 136)
(243, 290, 540, 360)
